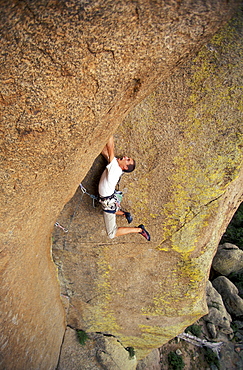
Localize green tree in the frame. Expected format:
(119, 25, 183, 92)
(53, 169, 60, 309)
(168, 351, 185, 370)
(220, 202, 243, 249)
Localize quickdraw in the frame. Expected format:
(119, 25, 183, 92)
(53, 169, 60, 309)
(54, 222, 68, 233)
(80, 183, 98, 208)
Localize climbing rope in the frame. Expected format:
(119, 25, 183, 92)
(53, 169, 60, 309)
(54, 184, 98, 233)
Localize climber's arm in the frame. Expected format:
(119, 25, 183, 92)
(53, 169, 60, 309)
(101, 135, 115, 163)
(101, 146, 109, 161)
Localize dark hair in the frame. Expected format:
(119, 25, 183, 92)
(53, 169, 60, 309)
(123, 160, 136, 173)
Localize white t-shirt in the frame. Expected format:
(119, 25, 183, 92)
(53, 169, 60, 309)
(98, 157, 123, 197)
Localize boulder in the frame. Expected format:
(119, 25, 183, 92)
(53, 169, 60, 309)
(136, 349, 161, 370)
(203, 281, 232, 338)
(95, 336, 137, 370)
(212, 277, 243, 318)
(206, 322, 218, 339)
(58, 328, 137, 370)
(212, 243, 243, 276)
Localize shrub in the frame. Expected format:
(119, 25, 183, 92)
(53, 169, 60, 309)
(76, 329, 89, 345)
(220, 202, 243, 249)
(204, 348, 219, 369)
(125, 346, 135, 359)
(168, 351, 185, 370)
(228, 270, 243, 298)
(185, 324, 202, 337)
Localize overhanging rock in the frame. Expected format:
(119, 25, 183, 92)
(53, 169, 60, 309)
(54, 11, 243, 361)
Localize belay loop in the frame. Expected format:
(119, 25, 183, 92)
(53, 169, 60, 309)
(99, 190, 123, 214)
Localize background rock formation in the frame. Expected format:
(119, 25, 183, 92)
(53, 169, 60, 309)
(212, 243, 243, 276)
(0, 0, 242, 368)
(204, 281, 233, 338)
(213, 276, 243, 318)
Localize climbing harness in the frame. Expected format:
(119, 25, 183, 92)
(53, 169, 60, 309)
(80, 183, 98, 208)
(99, 190, 123, 214)
(54, 222, 68, 233)
(80, 183, 124, 213)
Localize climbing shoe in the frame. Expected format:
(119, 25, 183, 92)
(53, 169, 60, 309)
(138, 224, 151, 241)
(124, 211, 133, 224)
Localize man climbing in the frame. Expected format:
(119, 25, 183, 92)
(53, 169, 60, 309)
(98, 135, 150, 241)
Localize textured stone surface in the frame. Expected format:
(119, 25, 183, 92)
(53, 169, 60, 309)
(204, 281, 232, 337)
(58, 328, 137, 370)
(55, 11, 243, 361)
(0, 0, 242, 368)
(212, 243, 243, 276)
(136, 348, 161, 370)
(58, 328, 102, 370)
(213, 276, 243, 318)
(95, 335, 137, 370)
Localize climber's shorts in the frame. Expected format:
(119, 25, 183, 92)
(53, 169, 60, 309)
(103, 211, 117, 239)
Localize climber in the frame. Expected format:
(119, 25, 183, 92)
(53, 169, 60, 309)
(98, 135, 150, 241)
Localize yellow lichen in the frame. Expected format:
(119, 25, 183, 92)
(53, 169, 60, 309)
(87, 12, 243, 352)
(87, 247, 121, 333)
(159, 14, 243, 254)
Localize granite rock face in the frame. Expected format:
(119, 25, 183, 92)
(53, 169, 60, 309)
(0, 0, 242, 368)
(55, 10, 243, 363)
